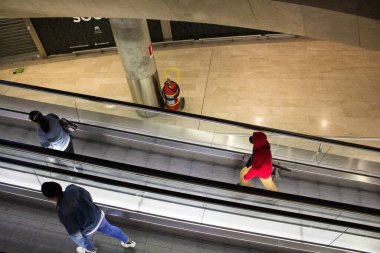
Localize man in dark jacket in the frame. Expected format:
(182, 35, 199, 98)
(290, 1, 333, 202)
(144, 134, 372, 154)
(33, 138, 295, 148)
(41, 182, 136, 253)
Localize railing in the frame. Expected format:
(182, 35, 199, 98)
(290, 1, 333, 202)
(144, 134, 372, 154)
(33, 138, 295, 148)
(69, 34, 297, 55)
(0, 79, 379, 176)
(0, 80, 378, 150)
(0, 153, 379, 252)
(0, 137, 378, 217)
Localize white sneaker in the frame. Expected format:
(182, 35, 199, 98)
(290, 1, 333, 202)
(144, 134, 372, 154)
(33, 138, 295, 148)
(76, 247, 97, 253)
(121, 241, 136, 248)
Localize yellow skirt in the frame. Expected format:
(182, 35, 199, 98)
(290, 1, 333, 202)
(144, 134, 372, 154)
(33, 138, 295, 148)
(240, 167, 278, 192)
(239, 166, 253, 187)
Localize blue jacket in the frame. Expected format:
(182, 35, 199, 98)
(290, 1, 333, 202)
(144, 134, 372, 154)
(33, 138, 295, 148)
(57, 185, 101, 235)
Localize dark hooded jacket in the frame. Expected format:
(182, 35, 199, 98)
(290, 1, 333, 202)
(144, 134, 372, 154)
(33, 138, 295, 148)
(243, 132, 272, 180)
(57, 184, 101, 235)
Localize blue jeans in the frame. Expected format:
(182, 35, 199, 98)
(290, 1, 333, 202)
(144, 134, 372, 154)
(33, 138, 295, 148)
(70, 217, 130, 250)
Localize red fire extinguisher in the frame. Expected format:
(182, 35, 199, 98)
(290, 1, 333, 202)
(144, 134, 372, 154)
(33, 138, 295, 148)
(162, 68, 185, 111)
(162, 79, 185, 111)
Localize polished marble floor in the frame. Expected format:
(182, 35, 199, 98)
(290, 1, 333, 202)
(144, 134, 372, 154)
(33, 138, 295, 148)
(0, 37, 379, 146)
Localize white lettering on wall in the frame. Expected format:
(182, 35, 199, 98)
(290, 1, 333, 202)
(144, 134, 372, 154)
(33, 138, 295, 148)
(73, 17, 104, 23)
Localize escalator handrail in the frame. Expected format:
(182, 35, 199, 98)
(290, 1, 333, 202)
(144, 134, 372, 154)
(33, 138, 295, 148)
(1, 106, 377, 179)
(0, 138, 379, 217)
(1, 155, 379, 234)
(1, 79, 379, 153)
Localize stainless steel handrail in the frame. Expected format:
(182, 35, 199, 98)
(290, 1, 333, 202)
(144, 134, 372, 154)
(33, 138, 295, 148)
(0, 79, 379, 153)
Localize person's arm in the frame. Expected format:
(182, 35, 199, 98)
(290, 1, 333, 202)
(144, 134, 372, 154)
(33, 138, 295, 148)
(59, 214, 82, 236)
(243, 155, 264, 180)
(37, 132, 51, 148)
(40, 141, 50, 148)
(47, 113, 60, 120)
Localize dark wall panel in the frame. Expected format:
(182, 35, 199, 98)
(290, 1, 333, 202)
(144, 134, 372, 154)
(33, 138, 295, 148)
(31, 18, 163, 56)
(31, 18, 279, 56)
(147, 20, 164, 42)
(31, 17, 116, 55)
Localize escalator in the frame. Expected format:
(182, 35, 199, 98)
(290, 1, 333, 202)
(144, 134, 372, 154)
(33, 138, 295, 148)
(0, 190, 261, 253)
(0, 80, 379, 252)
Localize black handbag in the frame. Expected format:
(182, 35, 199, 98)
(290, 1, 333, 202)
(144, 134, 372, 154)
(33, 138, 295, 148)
(49, 113, 78, 133)
(59, 118, 78, 133)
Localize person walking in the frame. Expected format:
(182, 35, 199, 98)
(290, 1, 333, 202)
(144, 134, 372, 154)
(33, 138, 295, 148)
(41, 182, 136, 253)
(240, 131, 278, 191)
(29, 110, 74, 153)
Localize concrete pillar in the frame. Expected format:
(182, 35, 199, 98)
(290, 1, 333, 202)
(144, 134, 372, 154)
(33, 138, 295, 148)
(109, 18, 164, 114)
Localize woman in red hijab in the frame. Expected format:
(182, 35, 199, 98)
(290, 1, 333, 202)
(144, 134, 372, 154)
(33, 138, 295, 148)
(240, 132, 278, 191)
